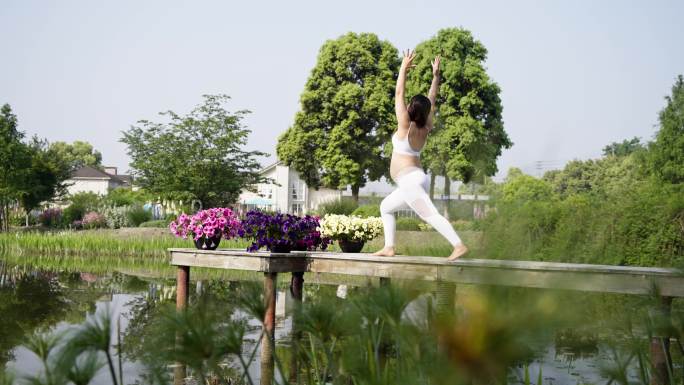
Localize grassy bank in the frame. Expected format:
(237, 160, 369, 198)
(0, 228, 483, 282)
(0, 227, 482, 259)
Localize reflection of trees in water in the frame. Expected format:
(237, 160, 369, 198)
(0, 262, 146, 365)
(0, 265, 66, 364)
(122, 279, 243, 368)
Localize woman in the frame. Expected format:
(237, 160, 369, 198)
(372, 49, 468, 260)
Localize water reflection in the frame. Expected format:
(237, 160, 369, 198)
(0, 259, 663, 385)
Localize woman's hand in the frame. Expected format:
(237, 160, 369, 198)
(431, 55, 441, 76)
(401, 49, 416, 71)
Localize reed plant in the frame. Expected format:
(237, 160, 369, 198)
(6, 279, 684, 385)
(0, 230, 252, 259)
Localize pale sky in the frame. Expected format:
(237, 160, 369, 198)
(1, 0, 682, 192)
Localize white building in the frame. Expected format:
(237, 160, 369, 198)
(238, 162, 342, 215)
(65, 166, 132, 196)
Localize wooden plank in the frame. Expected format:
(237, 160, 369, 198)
(168, 249, 684, 297)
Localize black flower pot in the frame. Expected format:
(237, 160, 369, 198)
(271, 244, 292, 253)
(338, 239, 365, 253)
(194, 234, 222, 250)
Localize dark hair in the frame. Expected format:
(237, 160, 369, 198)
(407, 95, 431, 128)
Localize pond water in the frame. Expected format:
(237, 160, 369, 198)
(0, 260, 652, 385)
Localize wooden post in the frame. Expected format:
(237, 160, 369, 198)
(289, 272, 304, 383)
(261, 272, 277, 385)
(174, 265, 190, 385)
(650, 296, 673, 385)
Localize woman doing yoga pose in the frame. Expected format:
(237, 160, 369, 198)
(372, 49, 468, 260)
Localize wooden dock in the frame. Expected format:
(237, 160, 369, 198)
(169, 248, 684, 385)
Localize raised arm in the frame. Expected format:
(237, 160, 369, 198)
(395, 49, 415, 132)
(426, 55, 441, 130)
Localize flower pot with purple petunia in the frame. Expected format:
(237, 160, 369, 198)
(170, 208, 241, 250)
(239, 211, 331, 253)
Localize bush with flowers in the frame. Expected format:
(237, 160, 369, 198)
(82, 211, 106, 229)
(170, 208, 241, 245)
(39, 208, 62, 228)
(318, 214, 383, 242)
(240, 211, 330, 252)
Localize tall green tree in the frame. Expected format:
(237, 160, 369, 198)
(407, 28, 512, 202)
(19, 137, 72, 224)
(650, 75, 684, 184)
(602, 137, 644, 157)
(48, 141, 102, 170)
(277, 32, 400, 201)
(0, 104, 31, 231)
(121, 94, 266, 207)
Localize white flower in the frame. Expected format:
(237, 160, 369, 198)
(319, 214, 384, 242)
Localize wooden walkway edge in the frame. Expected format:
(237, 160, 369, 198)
(169, 248, 684, 296)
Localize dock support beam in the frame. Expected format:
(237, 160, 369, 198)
(261, 272, 277, 385)
(174, 265, 190, 385)
(650, 296, 673, 385)
(289, 272, 304, 382)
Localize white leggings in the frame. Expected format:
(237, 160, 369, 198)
(380, 168, 463, 248)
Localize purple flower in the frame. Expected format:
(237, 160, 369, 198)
(239, 210, 331, 252)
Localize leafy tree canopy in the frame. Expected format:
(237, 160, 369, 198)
(501, 168, 554, 203)
(48, 140, 102, 170)
(277, 32, 400, 200)
(407, 28, 512, 183)
(602, 137, 644, 157)
(19, 136, 72, 214)
(121, 94, 267, 207)
(649, 75, 684, 184)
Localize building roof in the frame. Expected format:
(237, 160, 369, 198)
(71, 165, 132, 185)
(72, 165, 112, 179)
(260, 161, 282, 174)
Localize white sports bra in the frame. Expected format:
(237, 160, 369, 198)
(392, 125, 423, 157)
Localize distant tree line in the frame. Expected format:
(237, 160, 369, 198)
(0, 104, 104, 231)
(477, 75, 684, 267)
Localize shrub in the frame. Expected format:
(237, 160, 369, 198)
(82, 211, 106, 229)
(418, 223, 433, 231)
(317, 199, 358, 216)
(9, 211, 35, 227)
(396, 217, 422, 231)
(352, 204, 380, 218)
(39, 208, 62, 227)
(63, 192, 103, 225)
(105, 187, 151, 207)
(127, 205, 152, 227)
(452, 220, 475, 231)
(102, 206, 131, 229)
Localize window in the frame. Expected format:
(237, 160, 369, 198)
(291, 203, 303, 215)
(291, 180, 305, 201)
(258, 185, 273, 200)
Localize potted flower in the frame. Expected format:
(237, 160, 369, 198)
(170, 208, 241, 250)
(292, 215, 332, 251)
(318, 214, 384, 253)
(240, 211, 328, 253)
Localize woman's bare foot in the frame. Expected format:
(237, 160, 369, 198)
(372, 246, 395, 257)
(447, 244, 468, 261)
